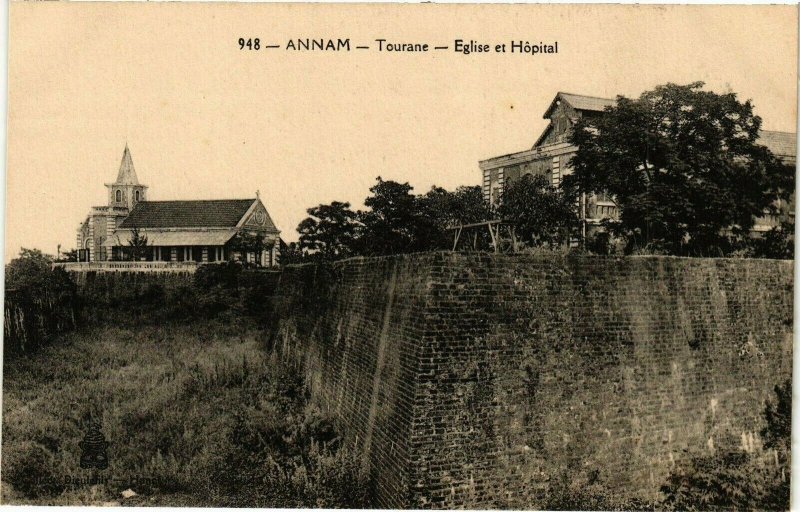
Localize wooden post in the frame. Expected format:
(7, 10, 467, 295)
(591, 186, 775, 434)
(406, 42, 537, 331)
(452, 226, 462, 251)
(488, 222, 498, 253)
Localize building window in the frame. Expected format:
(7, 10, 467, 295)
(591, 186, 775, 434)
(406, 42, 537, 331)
(491, 186, 502, 205)
(135, 190, 140, 202)
(115, 190, 122, 202)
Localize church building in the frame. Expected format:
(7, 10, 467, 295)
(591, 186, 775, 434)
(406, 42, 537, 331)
(75, 146, 281, 267)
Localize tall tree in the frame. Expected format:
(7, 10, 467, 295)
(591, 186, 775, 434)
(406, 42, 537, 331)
(499, 174, 577, 247)
(357, 177, 423, 256)
(297, 201, 360, 261)
(564, 82, 793, 256)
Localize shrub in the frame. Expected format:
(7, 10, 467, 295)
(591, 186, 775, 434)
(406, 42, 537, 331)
(194, 261, 243, 289)
(660, 379, 791, 511)
(543, 468, 654, 511)
(660, 451, 785, 511)
(4, 249, 79, 356)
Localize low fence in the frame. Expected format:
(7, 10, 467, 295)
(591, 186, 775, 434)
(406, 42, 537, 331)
(54, 261, 202, 273)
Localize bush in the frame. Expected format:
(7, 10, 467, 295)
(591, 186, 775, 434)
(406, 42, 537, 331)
(4, 249, 79, 356)
(660, 379, 791, 511)
(660, 451, 786, 511)
(194, 261, 243, 289)
(543, 468, 654, 511)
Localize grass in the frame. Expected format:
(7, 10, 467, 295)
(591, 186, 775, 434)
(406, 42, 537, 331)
(1, 319, 369, 507)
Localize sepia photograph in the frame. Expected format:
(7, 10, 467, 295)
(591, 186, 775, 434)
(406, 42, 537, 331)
(2, 3, 796, 509)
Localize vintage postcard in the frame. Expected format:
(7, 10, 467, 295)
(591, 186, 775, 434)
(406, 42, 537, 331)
(3, 3, 796, 509)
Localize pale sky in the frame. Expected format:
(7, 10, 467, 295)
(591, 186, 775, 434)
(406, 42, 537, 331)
(6, 3, 797, 262)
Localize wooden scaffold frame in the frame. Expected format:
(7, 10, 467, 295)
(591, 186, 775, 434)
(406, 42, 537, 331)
(448, 220, 520, 253)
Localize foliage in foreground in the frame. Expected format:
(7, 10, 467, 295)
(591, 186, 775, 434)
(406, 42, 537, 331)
(499, 173, 578, 248)
(541, 380, 791, 511)
(4, 249, 79, 355)
(2, 321, 370, 507)
(659, 380, 790, 511)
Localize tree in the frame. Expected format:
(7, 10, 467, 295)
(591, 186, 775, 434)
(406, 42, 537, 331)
(297, 201, 360, 261)
(279, 240, 305, 265)
(228, 231, 266, 264)
(416, 185, 494, 251)
(499, 174, 578, 247)
(564, 82, 793, 256)
(56, 249, 79, 263)
(127, 227, 149, 261)
(6, 248, 55, 291)
(357, 177, 424, 256)
(751, 218, 794, 260)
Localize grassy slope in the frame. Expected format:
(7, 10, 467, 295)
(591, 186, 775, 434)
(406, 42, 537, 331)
(2, 320, 365, 507)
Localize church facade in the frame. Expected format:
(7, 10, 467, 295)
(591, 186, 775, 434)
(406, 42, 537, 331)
(480, 91, 796, 239)
(75, 146, 281, 267)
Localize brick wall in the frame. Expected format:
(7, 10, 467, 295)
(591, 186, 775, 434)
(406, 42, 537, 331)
(268, 252, 793, 508)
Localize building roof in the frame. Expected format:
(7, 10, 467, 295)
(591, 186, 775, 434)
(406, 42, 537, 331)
(543, 92, 616, 118)
(758, 130, 796, 159)
(119, 199, 258, 229)
(115, 144, 140, 185)
(112, 228, 239, 247)
(535, 92, 798, 158)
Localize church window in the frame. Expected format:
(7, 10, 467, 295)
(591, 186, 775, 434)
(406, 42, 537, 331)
(135, 190, 140, 202)
(115, 190, 122, 202)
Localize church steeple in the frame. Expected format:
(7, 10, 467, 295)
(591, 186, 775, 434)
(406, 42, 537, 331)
(115, 144, 139, 185)
(106, 144, 147, 210)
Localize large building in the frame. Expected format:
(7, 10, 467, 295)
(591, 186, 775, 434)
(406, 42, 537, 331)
(479, 91, 796, 238)
(75, 146, 281, 267)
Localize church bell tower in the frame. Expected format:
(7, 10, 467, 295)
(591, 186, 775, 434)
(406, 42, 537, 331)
(105, 144, 147, 211)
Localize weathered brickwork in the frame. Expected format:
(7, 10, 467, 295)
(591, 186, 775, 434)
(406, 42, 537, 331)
(269, 252, 792, 509)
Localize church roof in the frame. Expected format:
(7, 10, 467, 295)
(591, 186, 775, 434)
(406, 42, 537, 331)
(115, 144, 140, 185)
(119, 199, 260, 229)
(113, 228, 239, 247)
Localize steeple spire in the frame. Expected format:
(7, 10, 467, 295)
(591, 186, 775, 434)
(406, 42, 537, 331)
(115, 144, 139, 185)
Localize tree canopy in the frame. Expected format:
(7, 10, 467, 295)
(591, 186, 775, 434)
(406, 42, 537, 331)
(564, 82, 793, 256)
(499, 174, 577, 247)
(297, 201, 360, 261)
(294, 178, 493, 261)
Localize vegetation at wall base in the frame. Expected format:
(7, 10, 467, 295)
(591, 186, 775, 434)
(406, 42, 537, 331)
(2, 320, 371, 507)
(540, 380, 791, 511)
(659, 379, 790, 511)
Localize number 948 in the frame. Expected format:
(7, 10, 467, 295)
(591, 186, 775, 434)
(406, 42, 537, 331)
(239, 38, 260, 50)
